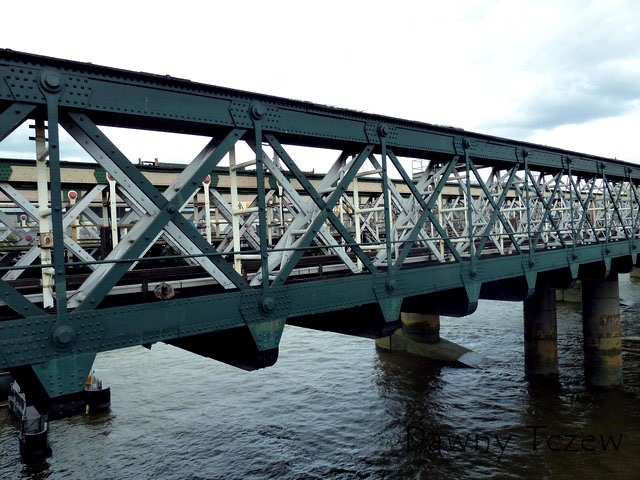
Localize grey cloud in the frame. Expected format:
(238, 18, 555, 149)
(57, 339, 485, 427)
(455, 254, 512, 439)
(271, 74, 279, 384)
(483, 2, 640, 131)
(0, 126, 34, 158)
(0, 124, 92, 161)
(507, 66, 640, 129)
(526, 1, 640, 71)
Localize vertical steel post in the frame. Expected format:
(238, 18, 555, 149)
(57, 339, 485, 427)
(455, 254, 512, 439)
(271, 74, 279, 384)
(203, 177, 212, 244)
(99, 188, 111, 258)
(338, 167, 345, 243)
(437, 193, 444, 257)
(43, 81, 68, 318)
(567, 159, 577, 253)
(602, 165, 609, 248)
(278, 183, 285, 238)
(524, 153, 533, 259)
(353, 172, 362, 270)
(381, 142, 392, 267)
(202, 175, 211, 244)
(267, 197, 273, 247)
(629, 169, 637, 240)
(214, 205, 220, 239)
(229, 145, 242, 273)
(34, 120, 54, 309)
(495, 179, 505, 253)
(192, 193, 199, 225)
(107, 175, 119, 249)
(465, 152, 474, 260)
(254, 126, 270, 291)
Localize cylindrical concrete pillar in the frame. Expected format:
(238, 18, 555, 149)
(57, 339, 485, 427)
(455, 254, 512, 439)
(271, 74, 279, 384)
(401, 312, 440, 344)
(523, 285, 558, 378)
(581, 276, 623, 389)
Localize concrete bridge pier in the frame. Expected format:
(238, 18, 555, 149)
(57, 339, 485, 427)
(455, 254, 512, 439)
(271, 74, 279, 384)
(523, 284, 559, 380)
(375, 312, 480, 366)
(581, 276, 623, 390)
(401, 312, 440, 344)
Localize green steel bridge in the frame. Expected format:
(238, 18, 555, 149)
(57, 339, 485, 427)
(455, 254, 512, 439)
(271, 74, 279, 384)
(0, 50, 635, 409)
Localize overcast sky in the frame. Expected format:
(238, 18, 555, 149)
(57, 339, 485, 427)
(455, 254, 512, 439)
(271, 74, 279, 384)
(1, 0, 639, 166)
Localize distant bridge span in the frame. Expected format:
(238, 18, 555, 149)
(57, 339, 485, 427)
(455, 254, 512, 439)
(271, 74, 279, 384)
(0, 50, 636, 405)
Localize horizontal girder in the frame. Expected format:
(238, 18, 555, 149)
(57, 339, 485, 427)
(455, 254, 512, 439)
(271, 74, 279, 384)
(0, 49, 637, 179)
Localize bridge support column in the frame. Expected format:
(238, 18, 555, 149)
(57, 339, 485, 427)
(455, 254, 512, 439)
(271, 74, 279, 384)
(401, 312, 440, 344)
(523, 285, 558, 379)
(376, 313, 481, 367)
(581, 276, 623, 390)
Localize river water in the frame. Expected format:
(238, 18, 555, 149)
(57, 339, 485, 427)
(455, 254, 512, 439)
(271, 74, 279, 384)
(1, 275, 639, 479)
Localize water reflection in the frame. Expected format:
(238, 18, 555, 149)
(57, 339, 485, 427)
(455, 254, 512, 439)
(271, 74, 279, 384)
(0, 276, 638, 479)
(370, 275, 640, 479)
(20, 461, 52, 479)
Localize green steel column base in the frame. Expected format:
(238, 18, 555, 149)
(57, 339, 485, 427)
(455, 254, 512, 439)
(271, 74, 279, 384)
(9, 352, 96, 411)
(247, 318, 286, 353)
(32, 352, 97, 399)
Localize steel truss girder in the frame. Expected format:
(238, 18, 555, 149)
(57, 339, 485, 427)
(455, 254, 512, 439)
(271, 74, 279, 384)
(0, 184, 105, 281)
(391, 156, 462, 267)
(0, 205, 38, 245)
(248, 136, 366, 285)
(0, 102, 36, 142)
(60, 113, 248, 309)
(213, 188, 273, 253)
(387, 153, 461, 263)
(270, 144, 376, 286)
(1, 50, 640, 399)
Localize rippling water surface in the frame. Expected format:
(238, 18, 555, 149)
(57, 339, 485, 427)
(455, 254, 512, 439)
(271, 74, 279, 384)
(2, 276, 640, 479)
